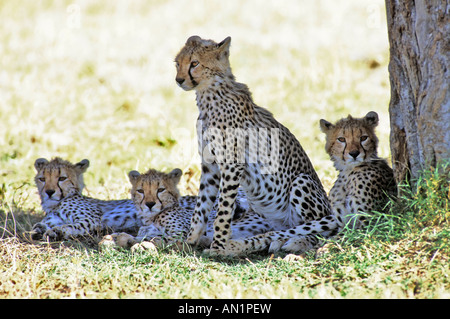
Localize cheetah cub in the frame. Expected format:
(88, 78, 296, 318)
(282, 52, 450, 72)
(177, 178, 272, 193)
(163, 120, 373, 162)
(281, 111, 397, 252)
(175, 36, 331, 253)
(106, 168, 272, 249)
(216, 111, 397, 256)
(319, 111, 396, 229)
(31, 157, 141, 241)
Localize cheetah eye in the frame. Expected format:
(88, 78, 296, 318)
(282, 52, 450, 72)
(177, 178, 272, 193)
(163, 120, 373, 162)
(190, 61, 199, 68)
(337, 137, 346, 143)
(360, 135, 368, 142)
(58, 176, 67, 182)
(157, 188, 165, 193)
(137, 189, 144, 194)
(39, 177, 46, 182)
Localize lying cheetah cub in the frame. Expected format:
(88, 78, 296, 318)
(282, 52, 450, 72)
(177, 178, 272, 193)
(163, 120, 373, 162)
(31, 157, 141, 241)
(106, 168, 272, 249)
(216, 111, 396, 256)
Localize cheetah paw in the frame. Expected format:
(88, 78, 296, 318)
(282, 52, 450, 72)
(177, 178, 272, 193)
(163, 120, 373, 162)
(281, 237, 315, 254)
(99, 233, 138, 250)
(203, 247, 226, 256)
(30, 223, 47, 240)
(268, 239, 285, 253)
(43, 228, 63, 242)
(203, 239, 248, 257)
(131, 241, 158, 255)
(186, 224, 208, 246)
(315, 242, 339, 258)
(282, 254, 305, 262)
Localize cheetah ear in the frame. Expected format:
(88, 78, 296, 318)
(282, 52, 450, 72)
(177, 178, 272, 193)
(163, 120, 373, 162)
(168, 168, 183, 185)
(217, 36, 231, 48)
(319, 119, 334, 133)
(216, 36, 231, 57)
(128, 170, 141, 183)
(186, 35, 202, 46)
(364, 111, 379, 127)
(74, 159, 90, 174)
(34, 158, 49, 171)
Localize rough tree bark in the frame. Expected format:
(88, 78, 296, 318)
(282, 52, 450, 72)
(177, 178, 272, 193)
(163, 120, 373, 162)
(385, 0, 449, 186)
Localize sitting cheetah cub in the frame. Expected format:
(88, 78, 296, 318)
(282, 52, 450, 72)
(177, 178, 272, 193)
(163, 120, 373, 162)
(105, 168, 272, 250)
(31, 157, 141, 241)
(175, 36, 331, 254)
(216, 111, 397, 256)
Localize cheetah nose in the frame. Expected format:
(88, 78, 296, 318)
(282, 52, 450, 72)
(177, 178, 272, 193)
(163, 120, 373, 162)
(145, 202, 156, 210)
(46, 190, 55, 198)
(349, 150, 360, 159)
(176, 77, 185, 85)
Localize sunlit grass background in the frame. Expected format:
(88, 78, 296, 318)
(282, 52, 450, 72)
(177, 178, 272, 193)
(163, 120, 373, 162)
(2, 0, 447, 299)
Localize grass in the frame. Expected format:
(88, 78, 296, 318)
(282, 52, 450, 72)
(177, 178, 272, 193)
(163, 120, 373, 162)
(0, 0, 449, 299)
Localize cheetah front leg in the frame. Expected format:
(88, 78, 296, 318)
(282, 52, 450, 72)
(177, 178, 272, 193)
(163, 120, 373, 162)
(31, 213, 64, 240)
(47, 217, 101, 240)
(186, 163, 221, 246)
(206, 163, 244, 252)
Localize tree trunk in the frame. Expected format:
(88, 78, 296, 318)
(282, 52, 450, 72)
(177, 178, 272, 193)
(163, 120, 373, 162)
(385, 0, 449, 186)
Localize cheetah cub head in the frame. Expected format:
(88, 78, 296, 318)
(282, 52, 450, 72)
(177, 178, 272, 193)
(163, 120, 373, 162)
(128, 168, 183, 220)
(175, 35, 232, 91)
(34, 157, 89, 210)
(320, 111, 380, 171)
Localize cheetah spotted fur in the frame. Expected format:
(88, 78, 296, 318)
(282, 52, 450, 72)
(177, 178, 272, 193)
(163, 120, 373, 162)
(175, 36, 331, 253)
(105, 168, 272, 249)
(215, 111, 397, 256)
(31, 158, 194, 241)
